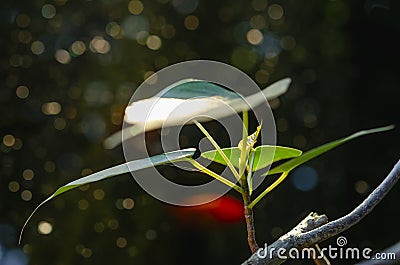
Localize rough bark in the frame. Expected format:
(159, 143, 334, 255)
(242, 159, 400, 265)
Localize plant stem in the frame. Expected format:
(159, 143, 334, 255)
(241, 172, 259, 253)
(239, 111, 249, 175)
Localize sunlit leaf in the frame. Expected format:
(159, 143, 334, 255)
(238, 124, 262, 176)
(104, 78, 291, 149)
(252, 146, 302, 171)
(238, 124, 262, 152)
(19, 148, 196, 243)
(201, 145, 302, 172)
(266, 125, 395, 175)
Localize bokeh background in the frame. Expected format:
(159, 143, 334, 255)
(1, 0, 399, 264)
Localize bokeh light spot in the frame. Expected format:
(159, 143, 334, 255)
(135, 31, 149, 45)
(291, 166, 318, 192)
(42, 4, 57, 19)
(31, 41, 45, 55)
(54, 118, 66, 130)
(44, 161, 56, 173)
(12, 138, 23, 150)
(106, 22, 123, 39)
(8, 181, 20, 192)
(269, 98, 280, 110)
(93, 189, 105, 200)
(115, 199, 124, 210)
(3, 134, 16, 147)
(71, 41, 86, 56)
(38, 221, 53, 235)
(17, 31, 32, 44)
(268, 4, 284, 20)
(184, 15, 199, 30)
(145, 229, 157, 240)
(23, 244, 32, 254)
(16, 85, 29, 99)
(16, 14, 31, 28)
(143, 71, 155, 81)
(247, 29, 263, 45)
(81, 248, 92, 258)
(122, 198, 134, 209)
(78, 199, 89, 210)
(21, 190, 32, 201)
(116, 237, 127, 248)
(89, 36, 111, 54)
(107, 219, 119, 230)
(260, 33, 282, 58)
(122, 15, 149, 40)
(42, 102, 62, 115)
(172, 0, 199, 15)
(250, 15, 266, 29)
(23, 169, 34, 180)
(146, 35, 162, 50)
(9, 54, 23, 67)
(55, 49, 71, 64)
(354, 180, 369, 194)
(128, 0, 144, 15)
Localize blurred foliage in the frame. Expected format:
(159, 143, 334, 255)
(0, 0, 399, 264)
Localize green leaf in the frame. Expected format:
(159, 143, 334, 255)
(252, 146, 302, 171)
(266, 125, 395, 175)
(238, 123, 261, 176)
(156, 79, 241, 99)
(104, 78, 291, 149)
(201, 145, 302, 172)
(19, 148, 196, 243)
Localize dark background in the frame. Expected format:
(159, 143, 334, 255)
(0, 0, 399, 264)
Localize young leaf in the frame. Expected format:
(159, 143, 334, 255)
(238, 123, 262, 177)
(266, 125, 395, 175)
(201, 145, 302, 171)
(104, 78, 291, 149)
(19, 148, 196, 243)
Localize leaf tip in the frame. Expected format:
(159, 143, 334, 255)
(103, 134, 121, 149)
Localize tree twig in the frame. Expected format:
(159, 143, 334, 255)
(241, 169, 259, 253)
(242, 159, 400, 265)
